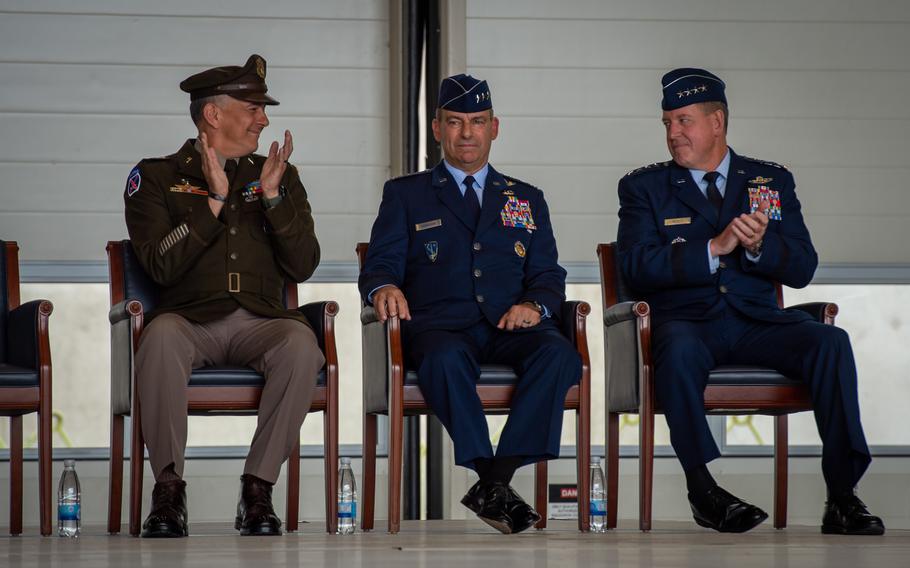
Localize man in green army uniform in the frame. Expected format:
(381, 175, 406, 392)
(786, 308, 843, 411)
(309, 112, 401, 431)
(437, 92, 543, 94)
(123, 54, 324, 538)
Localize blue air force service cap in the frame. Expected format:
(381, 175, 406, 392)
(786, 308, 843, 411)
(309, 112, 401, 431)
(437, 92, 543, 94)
(661, 68, 726, 111)
(437, 74, 492, 113)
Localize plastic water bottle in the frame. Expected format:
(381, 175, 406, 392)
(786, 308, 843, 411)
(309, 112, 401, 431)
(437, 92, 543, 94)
(57, 459, 81, 538)
(590, 456, 607, 533)
(337, 457, 357, 534)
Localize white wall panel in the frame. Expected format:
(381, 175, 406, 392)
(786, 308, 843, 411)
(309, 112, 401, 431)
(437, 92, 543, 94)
(467, 1, 910, 264)
(0, 1, 389, 263)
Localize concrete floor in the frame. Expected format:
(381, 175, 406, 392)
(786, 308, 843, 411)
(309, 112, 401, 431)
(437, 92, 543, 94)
(3, 520, 908, 567)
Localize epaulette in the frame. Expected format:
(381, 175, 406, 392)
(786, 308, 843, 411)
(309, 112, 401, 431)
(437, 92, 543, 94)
(502, 175, 540, 191)
(624, 161, 670, 178)
(740, 155, 789, 171)
(391, 169, 431, 181)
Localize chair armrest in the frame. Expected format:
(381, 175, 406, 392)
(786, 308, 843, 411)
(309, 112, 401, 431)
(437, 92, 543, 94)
(361, 306, 391, 414)
(787, 302, 838, 324)
(603, 301, 639, 327)
(109, 300, 144, 417)
(296, 301, 339, 353)
(603, 301, 649, 413)
(7, 299, 54, 370)
(559, 300, 591, 346)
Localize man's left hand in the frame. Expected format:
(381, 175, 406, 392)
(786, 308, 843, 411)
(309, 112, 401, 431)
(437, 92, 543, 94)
(260, 129, 294, 199)
(497, 304, 542, 331)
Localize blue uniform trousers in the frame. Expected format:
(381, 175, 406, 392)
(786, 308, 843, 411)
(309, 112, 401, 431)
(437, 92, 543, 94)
(406, 320, 581, 470)
(653, 308, 871, 492)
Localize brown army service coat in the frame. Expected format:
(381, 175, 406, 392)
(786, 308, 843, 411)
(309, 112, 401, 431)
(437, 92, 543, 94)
(124, 139, 320, 325)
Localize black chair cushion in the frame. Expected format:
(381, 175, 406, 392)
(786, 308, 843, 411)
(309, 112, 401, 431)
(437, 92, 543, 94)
(189, 365, 326, 387)
(707, 365, 800, 386)
(404, 365, 517, 386)
(0, 363, 38, 387)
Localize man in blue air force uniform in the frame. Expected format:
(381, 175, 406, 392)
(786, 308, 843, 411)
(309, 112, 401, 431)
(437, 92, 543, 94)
(616, 68, 883, 534)
(359, 74, 581, 534)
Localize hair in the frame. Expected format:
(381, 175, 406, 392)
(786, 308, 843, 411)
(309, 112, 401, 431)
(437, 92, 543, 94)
(189, 94, 230, 125)
(700, 101, 729, 133)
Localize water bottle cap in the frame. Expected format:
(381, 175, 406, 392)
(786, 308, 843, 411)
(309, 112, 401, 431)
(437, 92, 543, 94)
(64, 459, 76, 467)
(340, 457, 351, 466)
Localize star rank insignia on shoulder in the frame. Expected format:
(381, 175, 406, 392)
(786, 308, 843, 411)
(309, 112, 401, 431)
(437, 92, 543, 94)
(624, 161, 670, 178)
(741, 155, 789, 171)
(392, 169, 431, 182)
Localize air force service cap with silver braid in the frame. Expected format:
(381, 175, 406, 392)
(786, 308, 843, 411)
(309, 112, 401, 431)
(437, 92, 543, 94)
(661, 67, 726, 111)
(437, 74, 492, 113)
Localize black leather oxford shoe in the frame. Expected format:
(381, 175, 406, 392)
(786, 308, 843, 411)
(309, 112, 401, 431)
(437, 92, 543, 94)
(822, 493, 885, 535)
(235, 474, 282, 536)
(461, 479, 487, 515)
(141, 479, 188, 538)
(475, 481, 514, 534)
(503, 486, 541, 534)
(688, 486, 768, 533)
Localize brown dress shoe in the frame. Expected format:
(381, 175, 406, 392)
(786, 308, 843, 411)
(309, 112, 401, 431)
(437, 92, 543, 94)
(141, 479, 188, 538)
(235, 474, 282, 536)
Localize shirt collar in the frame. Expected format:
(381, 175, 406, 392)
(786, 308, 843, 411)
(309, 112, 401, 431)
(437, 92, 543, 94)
(443, 160, 489, 194)
(689, 148, 731, 191)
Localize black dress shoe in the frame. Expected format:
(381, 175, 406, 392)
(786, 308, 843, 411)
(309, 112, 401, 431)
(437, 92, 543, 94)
(688, 486, 768, 533)
(503, 486, 541, 534)
(141, 480, 188, 538)
(235, 474, 282, 536)
(822, 494, 885, 535)
(475, 481, 513, 534)
(461, 480, 486, 515)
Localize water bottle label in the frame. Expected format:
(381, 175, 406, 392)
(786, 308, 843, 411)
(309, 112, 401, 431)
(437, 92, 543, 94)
(58, 504, 81, 521)
(338, 501, 356, 519)
(590, 499, 606, 515)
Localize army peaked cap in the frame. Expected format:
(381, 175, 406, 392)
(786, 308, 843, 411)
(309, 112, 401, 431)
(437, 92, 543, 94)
(661, 67, 726, 111)
(180, 54, 279, 105)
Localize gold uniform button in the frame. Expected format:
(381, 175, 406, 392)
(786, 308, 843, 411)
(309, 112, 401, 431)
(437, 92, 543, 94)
(229, 227, 238, 236)
(473, 242, 482, 251)
(719, 285, 728, 294)
(719, 261, 727, 269)
(473, 269, 482, 278)
(230, 203, 237, 211)
(476, 295, 484, 303)
(230, 252, 238, 261)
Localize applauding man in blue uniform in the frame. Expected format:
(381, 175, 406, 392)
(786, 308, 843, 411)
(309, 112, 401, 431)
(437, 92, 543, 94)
(616, 68, 883, 535)
(359, 74, 581, 534)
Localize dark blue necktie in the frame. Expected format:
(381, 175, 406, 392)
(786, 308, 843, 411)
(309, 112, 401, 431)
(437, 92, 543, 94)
(703, 171, 723, 214)
(463, 175, 480, 227)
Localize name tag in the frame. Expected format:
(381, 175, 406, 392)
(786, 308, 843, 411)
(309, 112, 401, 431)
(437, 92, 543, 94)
(415, 219, 442, 231)
(664, 217, 691, 226)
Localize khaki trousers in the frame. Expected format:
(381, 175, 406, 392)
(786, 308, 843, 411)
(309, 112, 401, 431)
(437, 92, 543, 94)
(134, 307, 325, 483)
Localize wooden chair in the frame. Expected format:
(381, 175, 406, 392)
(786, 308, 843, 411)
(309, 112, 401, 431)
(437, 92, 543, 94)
(105, 240, 339, 535)
(0, 241, 53, 536)
(356, 242, 591, 534)
(597, 242, 837, 531)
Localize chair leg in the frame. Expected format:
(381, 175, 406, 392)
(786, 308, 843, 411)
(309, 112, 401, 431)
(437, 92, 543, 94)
(108, 414, 125, 534)
(286, 437, 300, 532)
(362, 413, 377, 531)
(38, 398, 52, 536)
(606, 412, 619, 530)
(534, 461, 547, 529)
(640, 409, 655, 532)
(388, 408, 404, 533)
(774, 415, 788, 529)
(128, 414, 145, 537)
(324, 408, 339, 534)
(10, 416, 23, 536)
(577, 404, 591, 532)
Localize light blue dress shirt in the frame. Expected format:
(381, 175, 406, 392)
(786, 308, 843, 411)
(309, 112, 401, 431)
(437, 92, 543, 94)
(443, 160, 488, 205)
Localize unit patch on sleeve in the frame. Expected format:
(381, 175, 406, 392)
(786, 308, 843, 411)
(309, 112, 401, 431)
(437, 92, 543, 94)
(125, 167, 142, 197)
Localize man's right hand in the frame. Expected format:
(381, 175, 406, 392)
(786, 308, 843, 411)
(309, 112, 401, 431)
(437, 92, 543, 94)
(199, 132, 229, 217)
(373, 285, 411, 322)
(709, 220, 741, 257)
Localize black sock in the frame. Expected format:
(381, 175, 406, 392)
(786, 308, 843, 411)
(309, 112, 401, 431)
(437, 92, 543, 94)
(480, 456, 522, 485)
(474, 457, 494, 479)
(827, 485, 854, 502)
(685, 464, 717, 496)
(156, 463, 181, 483)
